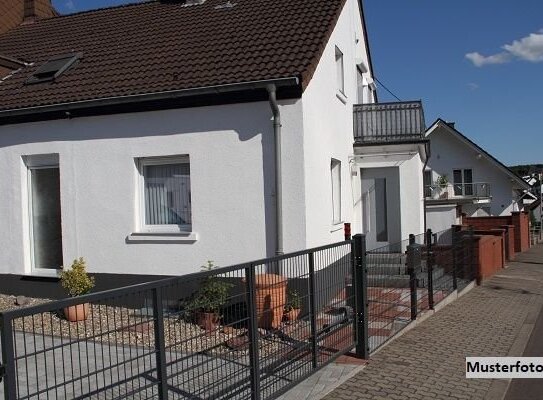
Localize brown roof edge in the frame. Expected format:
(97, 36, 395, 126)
(0, 76, 301, 124)
(0, 54, 29, 69)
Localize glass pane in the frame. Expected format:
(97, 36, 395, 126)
(331, 160, 341, 224)
(31, 168, 63, 269)
(464, 169, 473, 195)
(375, 178, 388, 242)
(453, 169, 462, 195)
(144, 163, 191, 226)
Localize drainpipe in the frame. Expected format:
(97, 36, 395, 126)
(422, 141, 431, 233)
(267, 84, 284, 255)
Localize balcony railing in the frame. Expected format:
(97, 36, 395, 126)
(353, 101, 426, 144)
(425, 182, 491, 201)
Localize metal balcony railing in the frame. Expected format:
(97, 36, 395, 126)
(353, 101, 426, 144)
(424, 182, 491, 200)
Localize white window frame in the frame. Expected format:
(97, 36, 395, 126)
(331, 158, 342, 225)
(137, 155, 192, 234)
(335, 46, 345, 96)
(24, 154, 63, 277)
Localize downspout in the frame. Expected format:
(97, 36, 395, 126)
(422, 141, 431, 233)
(267, 84, 284, 255)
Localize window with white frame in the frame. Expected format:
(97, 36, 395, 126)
(335, 46, 345, 95)
(138, 156, 192, 232)
(331, 159, 342, 224)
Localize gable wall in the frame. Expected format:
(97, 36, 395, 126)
(427, 126, 519, 216)
(300, 0, 372, 246)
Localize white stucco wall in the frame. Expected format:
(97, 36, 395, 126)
(427, 126, 521, 216)
(0, 101, 307, 276)
(398, 153, 425, 239)
(426, 205, 457, 233)
(301, 0, 372, 247)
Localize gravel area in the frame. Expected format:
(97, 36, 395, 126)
(0, 294, 306, 359)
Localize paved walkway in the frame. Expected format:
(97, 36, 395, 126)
(322, 244, 543, 400)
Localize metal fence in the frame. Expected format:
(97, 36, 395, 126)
(0, 241, 355, 400)
(1, 231, 476, 399)
(363, 228, 475, 353)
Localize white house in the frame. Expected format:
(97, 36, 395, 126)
(0, 0, 427, 295)
(424, 119, 531, 233)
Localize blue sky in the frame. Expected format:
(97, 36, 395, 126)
(52, 0, 543, 166)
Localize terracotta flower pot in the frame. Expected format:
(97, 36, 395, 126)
(63, 303, 90, 322)
(196, 311, 220, 332)
(254, 274, 287, 329)
(283, 308, 301, 323)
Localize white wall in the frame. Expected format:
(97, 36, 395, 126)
(301, 0, 372, 247)
(427, 126, 520, 216)
(0, 100, 306, 276)
(426, 205, 457, 233)
(398, 153, 425, 239)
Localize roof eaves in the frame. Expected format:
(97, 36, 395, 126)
(0, 76, 300, 124)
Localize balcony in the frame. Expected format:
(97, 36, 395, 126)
(425, 182, 491, 204)
(353, 101, 426, 144)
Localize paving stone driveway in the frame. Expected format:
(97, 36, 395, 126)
(323, 245, 543, 400)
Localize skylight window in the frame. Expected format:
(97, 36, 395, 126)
(26, 53, 80, 84)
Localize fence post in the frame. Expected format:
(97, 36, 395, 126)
(426, 229, 434, 310)
(407, 234, 418, 320)
(352, 234, 369, 359)
(1, 314, 17, 400)
(152, 288, 169, 399)
(468, 227, 475, 282)
(308, 251, 318, 368)
(245, 264, 261, 400)
(452, 230, 458, 290)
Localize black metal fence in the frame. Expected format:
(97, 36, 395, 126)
(363, 228, 476, 353)
(0, 230, 476, 399)
(0, 241, 355, 400)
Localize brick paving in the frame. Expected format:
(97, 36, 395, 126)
(323, 244, 543, 400)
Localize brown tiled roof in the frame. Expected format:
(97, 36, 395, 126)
(0, 0, 347, 112)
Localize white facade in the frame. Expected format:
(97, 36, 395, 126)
(0, 0, 381, 277)
(425, 121, 530, 232)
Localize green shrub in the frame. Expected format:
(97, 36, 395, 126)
(186, 261, 233, 314)
(60, 258, 95, 297)
(285, 289, 301, 311)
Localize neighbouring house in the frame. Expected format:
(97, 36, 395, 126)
(424, 119, 531, 233)
(0, 0, 427, 296)
(0, 0, 57, 36)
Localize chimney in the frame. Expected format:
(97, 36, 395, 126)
(23, 0, 36, 22)
(446, 121, 455, 129)
(23, 0, 57, 23)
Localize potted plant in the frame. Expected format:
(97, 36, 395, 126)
(187, 261, 233, 332)
(60, 257, 95, 322)
(283, 289, 301, 322)
(435, 175, 449, 199)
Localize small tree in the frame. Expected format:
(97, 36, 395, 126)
(60, 258, 95, 297)
(186, 261, 233, 315)
(285, 290, 301, 311)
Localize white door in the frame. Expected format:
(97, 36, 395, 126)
(360, 167, 401, 250)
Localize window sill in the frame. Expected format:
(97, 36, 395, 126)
(336, 91, 347, 104)
(127, 232, 198, 244)
(330, 222, 345, 233)
(25, 269, 62, 279)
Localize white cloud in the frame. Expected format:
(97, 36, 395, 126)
(65, 0, 75, 10)
(467, 82, 479, 90)
(466, 29, 543, 67)
(503, 31, 543, 62)
(465, 52, 510, 67)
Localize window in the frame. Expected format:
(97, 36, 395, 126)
(423, 169, 433, 198)
(138, 156, 192, 232)
(375, 178, 388, 242)
(331, 159, 342, 224)
(26, 53, 80, 84)
(453, 169, 473, 196)
(335, 46, 345, 95)
(24, 154, 63, 274)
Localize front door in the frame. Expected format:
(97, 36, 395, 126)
(360, 167, 401, 250)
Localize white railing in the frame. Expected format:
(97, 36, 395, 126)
(424, 182, 491, 200)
